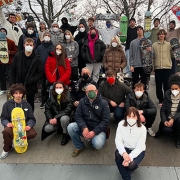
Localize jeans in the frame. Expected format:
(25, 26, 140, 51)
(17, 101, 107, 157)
(110, 105, 125, 121)
(124, 50, 131, 75)
(115, 149, 145, 180)
(67, 122, 106, 150)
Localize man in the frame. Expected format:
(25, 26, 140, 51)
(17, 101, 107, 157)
(36, 32, 55, 109)
(0, 28, 17, 95)
(130, 25, 152, 89)
(0, 84, 37, 159)
(125, 82, 157, 136)
(87, 17, 95, 30)
(0, 7, 23, 46)
(124, 18, 137, 77)
(99, 70, 131, 121)
(149, 18, 160, 44)
(10, 38, 44, 111)
(68, 84, 110, 157)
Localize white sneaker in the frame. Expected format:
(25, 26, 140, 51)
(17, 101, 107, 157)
(124, 74, 131, 78)
(0, 150, 9, 159)
(0, 91, 5, 95)
(147, 128, 155, 137)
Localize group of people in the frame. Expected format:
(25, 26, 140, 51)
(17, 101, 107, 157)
(0, 7, 180, 179)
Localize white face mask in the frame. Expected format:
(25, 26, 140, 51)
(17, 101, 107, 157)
(56, 50, 62, 55)
(79, 27, 85, 32)
(112, 42, 118, 47)
(65, 35, 71, 40)
(44, 36, 50, 42)
(135, 91, 143, 98)
(127, 118, 137, 127)
(171, 90, 179, 97)
(53, 27, 59, 32)
(55, 89, 63, 95)
(25, 45, 33, 52)
(28, 29, 34, 35)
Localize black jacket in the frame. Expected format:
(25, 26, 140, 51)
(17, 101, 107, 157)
(125, 91, 157, 116)
(81, 39, 106, 63)
(10, 51, 44, 94)
(125, 26, 137, 50)
(60, 23, 77, 35)
(160, 90, 180, 123)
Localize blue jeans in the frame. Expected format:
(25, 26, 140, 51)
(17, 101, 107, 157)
(115, 149, 145, 180)
(124, 50, 131, 75)
(67, 122, 106, 150)
(110, 106, 125, 121)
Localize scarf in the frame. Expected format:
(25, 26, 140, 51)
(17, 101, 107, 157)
(88, 33, 98, 61)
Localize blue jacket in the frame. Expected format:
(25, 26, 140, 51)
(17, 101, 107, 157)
(75, 94, 110, 134)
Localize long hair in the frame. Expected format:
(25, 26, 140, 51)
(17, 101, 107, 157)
(64, 30, 74, 42)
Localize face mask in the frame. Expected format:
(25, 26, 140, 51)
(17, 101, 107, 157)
(82, 74, 89, 80)
(56, 50, 62, 55)
(44, 36, 50, 42)
(107, 77, 115, 85)
(90, 34, 96, 39)
(135, 91, 143, 98)
(112, 42, 118, 47)
(28, 29, 34, 35)
(79, 27, 85, 32)
(171, 90, 179, 97)
(65, 35, 71, 40)
(106, 23, 111, 28)
(87, 91, 96, 100)
(25, 45, 33, 52)
(55, 89, 63, 95)
(53, 27, 59, 32)
(127, 118, 137, 127)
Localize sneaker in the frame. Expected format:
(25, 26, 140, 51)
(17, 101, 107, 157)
(40, 103, 45, 109)
(124, 74, 131, 78)
(61, 133, 70, 146)
(72, 148, 85, 157)
(158, 103, 163, 107)
(0, 150, 9, 159)
(0, 91, 5, 96)
(147, 128, 155, 137)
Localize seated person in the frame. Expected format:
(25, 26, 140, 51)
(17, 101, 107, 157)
(41, 81, 72, 146)
(125, 82, 157, 136)
(0, 84, 37, 159)
(115, 107, 147, 180)
(99, 70, 131, 121)
(155, 75, 180, 149)
(68, 84, 110, 157)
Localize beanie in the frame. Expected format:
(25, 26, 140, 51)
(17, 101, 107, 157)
(51, 22, 59, 27)
(43, 31, 51, 37)
(170, 20, 176, 26)
(26, 23, 35, 29)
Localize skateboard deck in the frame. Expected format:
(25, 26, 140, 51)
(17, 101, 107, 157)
(0, 32, 9, 64)
(11, 107, 28, 153)
(120, 16, 128, 43)
(144, 11, 152, 38)
(96, 13, 119, 21)
(172, 6, 180, 21)
(139, 38, 153, 74)
(0, 0, 14, 7)
(117, 69, 124, 82)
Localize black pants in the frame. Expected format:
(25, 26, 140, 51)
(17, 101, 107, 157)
(132, 67, 147, 89)
(71, 66, 78, 81)
(78, 57, 86, 76)
(155, 69, 171, 103)
(41, 74, 49, 104)
(0, 64, 10, 90)
(144, 114, 156, 129)
(26, 94, 35, 112)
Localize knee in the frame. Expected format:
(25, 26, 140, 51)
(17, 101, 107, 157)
(115, 149, 123, 162)
(127, 161, 138, 171)
(60, 115, 70, 124)
(27, 128, 37, 139)
(175, 118, 180, 125)
(92, 133, 106, 150)
(44, 124, 55, 133)
(67, 122, 78, 135)
(2, 127, 13, 136)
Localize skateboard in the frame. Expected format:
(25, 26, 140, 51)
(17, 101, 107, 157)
(139, 38, 153, 74)
(117, 69, 124, 82)
(64, 9, 78, 26)
(96, 13, 119, 21)
(120, 16, 128, 43)
(171, 6, 180, 20)
(11, 107, 28, 153)
(0, 32, 9, 64)
(0, 0, 14, 7)
(144, 11, 152, 38)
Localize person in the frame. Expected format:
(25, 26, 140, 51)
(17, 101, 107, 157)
(18, 23, 41, 52)
(124, 18, 137, 77)
(152, 29, 172, 107)
(149, 18, 160, 44)
(115, 107, 147, 180)
(35, 32, 55, 108)
(155, 75, 180, 149)
(49, 22, 64, 45)
(45, 44, 71, 86)
(129, 25, 152, 89)
(68, 84, 110, 157)
(0, 84, 37, 159)
(62, 30, 79, 85)
(99, 70, 131, 121)
(0, 28, 17, 95)
(81, 28, 106, 82)
(0, 8, 23, 46)
(38, 20, 48, 42)
(10, 38, 44, 111)
(87, 17, 95, 31)
(41, 81, 72, 145)
(103, 36, 127, 73)
(125, 82, 157, 136)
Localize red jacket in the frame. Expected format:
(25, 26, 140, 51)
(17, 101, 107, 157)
(45, 52, 71, 85)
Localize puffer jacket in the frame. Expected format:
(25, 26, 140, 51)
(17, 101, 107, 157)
(152, 41, 172, 69)
(50, 30, 64, 45)
(103, 46, 127, 73)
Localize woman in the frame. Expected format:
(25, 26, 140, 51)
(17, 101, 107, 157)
(38, 20, 48, 42)
(45, 44, 71, 86)
(41, 82, 72, 145)
(115, 107, 147, 180)
(103, 36, 127, 73)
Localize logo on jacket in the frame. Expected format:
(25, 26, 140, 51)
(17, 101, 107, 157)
(24, 108, 28, 111)
(95, 105, 99, 109)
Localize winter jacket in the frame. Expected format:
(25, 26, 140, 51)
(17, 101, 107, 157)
(152, 41, 172, 69)
(125, 26, 137, 50)
(149, 28, 159, 44)
(81, 39, 106, 63)
(103, 46, 127, 73)
(75, 94, 110, 135)
(160, 90, 180, 123)
(99, 80, 132, 105)
(45, 52, 71, 85)
(49, 30, 64, 45)
(10, 51, 44, 94)
(1, 99, 36, 127)
(166, 28, 180, 42)
(125, 91, 157, 116)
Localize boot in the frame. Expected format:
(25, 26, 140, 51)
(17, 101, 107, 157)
(176, 136, 180, 149)
(61, 133, 70, 146)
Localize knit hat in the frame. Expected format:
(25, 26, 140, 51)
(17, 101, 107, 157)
(51, 22, 59, 27)
(129, 17, 136, 22)
(169, 20, 176, 26)
(43, 31, 51, 37)
(0, 28, 7, 35)
(26, 23, 35, 29)
(110, 36, 121, 46)
(61, 17, 68, 24)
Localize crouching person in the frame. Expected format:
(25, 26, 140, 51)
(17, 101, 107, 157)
(41, 81, 72, 146)
(115, 107, 147, 180)
(68, 84, 110, 157)
(0, 84, 37, 159)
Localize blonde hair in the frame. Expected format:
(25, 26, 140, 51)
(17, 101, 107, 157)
(64, 30, 74, 42)
(110, 36, 121, 46)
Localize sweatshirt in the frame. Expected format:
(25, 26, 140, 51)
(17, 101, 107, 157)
(149, 28, 159, 44)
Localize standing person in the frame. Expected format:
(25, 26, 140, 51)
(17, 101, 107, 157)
(0, 28, 17, 95)
(36, 32, 54, 108)
(124, 18, 137, 77)
(38, 20, 48, 42)
(129, 26, 152, 89)
(10, 38, 44, 111)
(153, 29, 172, 107)
(87, 17, 95, 31)
(115, 107, 147, 180)
(81, 28, 106, 82)
(149, 18, 160, 45)
(0, 8, 23, 46)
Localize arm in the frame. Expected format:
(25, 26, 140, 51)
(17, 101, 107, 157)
(100, 41, 106, 60)
(8, 39, 17, 56)
(59, 59, 71, 83)
(124, 95, 131, 112)
(160, 98, 168, 124)
(17, 35, 24, 52)
(129, 41, 134, 66)
(1, 103, 11, 127)
(81, 43, 87, 61)
(45, 57, 56, 83)
(44, 99, 54, 120)
(72, 42, 79, 60)
(120, 51, 127, 69)
(9, 54, 18, 85)
(0, 8, 7, 25)
(70, 83, 78, 103)
(99, 83, 111, 103)
(102, 50, 107, 70)
(143, 97, 157, 116)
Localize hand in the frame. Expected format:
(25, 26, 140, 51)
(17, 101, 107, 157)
(118, 31, 122, 35)
(122, 152, 131, 163)
(138, 110, 143, 115)
(82, 127, 89, 138)
(25, 126, 31, 131)
(73, 101, 79, 107)
(130, 66, 134, 72)
(119, 102, 124, 107)
(110, 101, 117, 107)
(86, 131, 95, 139)
(7, 123, 13, 128)
(164, 121, 171, 127)
(168, 119, 174, 127)
(140, 114, 146, 123)
(146, 47, 152, 52)
(122, 160, 129, 167)
(49, 118, 57, 125)
(68, 58, 72, 62)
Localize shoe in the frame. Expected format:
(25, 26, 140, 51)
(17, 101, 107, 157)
(154, 131, 162, 138)
(72, 148, 85, 157)
(0, 91, 5, 96)
(147, 128, 155, 137)
(176, 141, 180, 149)
(40, 103, 45, 109)
(124, 74, 131, 78)
(61, 133, 70, 146)
(158, 102, 163, 107)
(0, 150, 9, 159)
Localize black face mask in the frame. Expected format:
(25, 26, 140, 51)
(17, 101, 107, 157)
(82, 74, 89, 80)
(90, 34, 96, 39)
